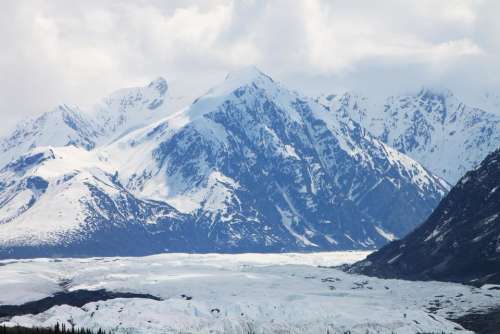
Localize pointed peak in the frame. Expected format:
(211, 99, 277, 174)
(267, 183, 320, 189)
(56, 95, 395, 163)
(194, 66, 277, 103)
(224, 65, 274, 86)
(147, 77, 168, 95)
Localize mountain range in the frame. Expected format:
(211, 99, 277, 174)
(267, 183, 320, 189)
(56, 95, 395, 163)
(0, 77, 184, 168)
(319, 89, 500, 184)
(0, 67, 452, 258)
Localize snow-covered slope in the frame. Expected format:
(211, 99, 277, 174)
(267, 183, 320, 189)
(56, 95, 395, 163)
(101, 66, 448, 251)
(350, 148, 500, 285)
(0, 147, 189, 258)
(0, 77, 176, 169)
(320, 89, 500, 184)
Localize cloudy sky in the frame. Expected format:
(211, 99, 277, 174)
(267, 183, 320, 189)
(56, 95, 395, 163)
(1, 0, 499, 131)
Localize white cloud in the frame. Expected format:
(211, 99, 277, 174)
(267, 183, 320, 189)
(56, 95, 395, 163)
(0, 0, 499, 131)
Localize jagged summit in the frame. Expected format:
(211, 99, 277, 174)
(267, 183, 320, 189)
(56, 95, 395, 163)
(186, 66, 281, 121)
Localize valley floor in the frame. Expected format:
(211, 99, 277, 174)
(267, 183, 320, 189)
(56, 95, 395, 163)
(0, 252, 499, 334)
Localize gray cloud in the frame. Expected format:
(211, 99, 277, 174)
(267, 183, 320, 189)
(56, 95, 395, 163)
(1, 0, 499, 132)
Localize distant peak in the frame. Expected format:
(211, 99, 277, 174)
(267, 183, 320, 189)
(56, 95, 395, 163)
(147, 77, 168, 95)
(224, 65, 274, 85)
(417, 87, 454, 99)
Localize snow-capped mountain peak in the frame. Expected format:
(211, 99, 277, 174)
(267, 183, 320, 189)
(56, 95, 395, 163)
(224, 65, 273, 85)
(93, 77, 173, 141)
(100, 68, 448, 252)
(184, 66, 285, 124)
(204, 66, 276, 99)
(0, 105, 103, 168)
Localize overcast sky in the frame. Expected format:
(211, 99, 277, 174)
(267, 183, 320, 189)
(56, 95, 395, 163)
(1, 0, 499, 131)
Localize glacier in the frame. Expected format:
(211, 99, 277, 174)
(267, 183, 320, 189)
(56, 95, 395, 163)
(2, 252, 499, 333)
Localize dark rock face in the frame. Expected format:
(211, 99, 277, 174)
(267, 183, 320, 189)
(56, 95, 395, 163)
(350, 149, 500, 285)
(454, 307, 500, 334)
